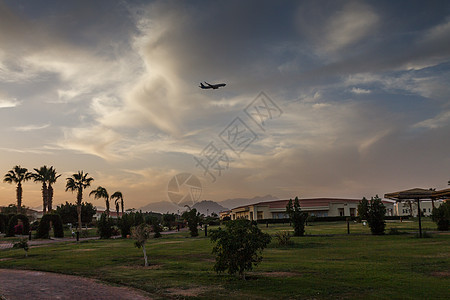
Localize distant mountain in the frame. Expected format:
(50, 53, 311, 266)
(138, 201, 182, 214)
(138, 195, 278, 215)
(192, 200, 228, 216)
(218, 194, 278, 209)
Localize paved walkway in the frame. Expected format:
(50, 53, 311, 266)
(0, 269, 152, 300)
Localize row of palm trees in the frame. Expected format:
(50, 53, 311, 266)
(3, 165, 124, 233)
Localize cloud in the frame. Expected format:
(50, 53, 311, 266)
(295, 1, 379, 56)
(350, 87, 371, 94)
(58, 126, 122, 160)
(14, 123, 50, 132)
(413, 110, 450, 129)
(0, 98, 20, 108)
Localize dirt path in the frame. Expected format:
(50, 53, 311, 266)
(0, 269, 153, 300)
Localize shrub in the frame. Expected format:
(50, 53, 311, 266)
(13, 239, 29, 257)
(210, 219, 271, 279)
(36, 213, 64, 238)
(432, 201, 450, 231)
(366, 195, 386, 235)
(0, 213, 8, 233)
(6, 214, 30, 237)
(275, 231, 292, 246)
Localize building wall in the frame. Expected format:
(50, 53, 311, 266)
(394, 200, 443, 217)
(228, 199, 395, 220)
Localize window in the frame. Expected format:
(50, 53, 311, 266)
(423, 208, 426, 213)
(338, 208, 344, 217)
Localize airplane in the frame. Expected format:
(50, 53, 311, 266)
(199, 81, 226, 89)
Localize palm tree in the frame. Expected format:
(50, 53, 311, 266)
(65, 171, 94, 233)
(32, 166, 50, 215)
(111, 191, 124, 216)
(90, 186, 110, 217)
(3, 165, 32, 213)
(47, 167, 61, 212)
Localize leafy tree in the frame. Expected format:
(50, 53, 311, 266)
(357, 197, 369, 221)
(147, 216, 162, 238)
(3, 165, 33, 213)
(65, 171, 94, 233)
(1, 204, 26, 215)
(162, 213, 176, 230)
(32, 165, 50, 215)
(110, 191, 124, 215)
(119, 213, 134, 238)
(210, 219, 271, 279)
(97, 212, 114, 239)
(55, 202, 96, 225)
(432, 201, 450, 231)
(90, 186, 110, 217)
(182, 208, 201, 237)
(132, 223, 153, 266)
(46, 166, 61, 212)
(286, 197, 308, 236)
(367, 195, 386, 235)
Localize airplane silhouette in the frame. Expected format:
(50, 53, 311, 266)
(199, 81, 226, 89)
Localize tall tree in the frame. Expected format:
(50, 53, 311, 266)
(286, 197, 308, 236)
(357, 197, 369, 220)
(111, 191, 124, 215)
(32, 166, 50, 215)
(47, 166, 61, 212)
(3, 165, 33, 213)
(90, 186, 110, 217)
(65, 171, 94, 233)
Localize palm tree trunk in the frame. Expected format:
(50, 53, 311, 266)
(121, 200, 124, 215)
(16, 183, 22, 214)
(106, 199, 110, 217)
(42, 182, 47, 215)
(77, 188, 83, 233)
(48, 185, 54, 212)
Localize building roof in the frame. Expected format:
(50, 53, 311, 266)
(385, 188, 450, 200)
(231, 198, 389, 211)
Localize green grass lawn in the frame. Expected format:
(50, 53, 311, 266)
(1, 221, 449, 299)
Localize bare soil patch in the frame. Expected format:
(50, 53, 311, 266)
(165, 286, 209, 297)
(119, 264, 162, 270)
(431, 271, 450, 278)
(0, 269, 153, 299)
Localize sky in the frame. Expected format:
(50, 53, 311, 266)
(0, 0, 449, 211)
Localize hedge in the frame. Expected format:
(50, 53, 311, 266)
(36, 213, 64, 238)
(6, 214, 30, 237)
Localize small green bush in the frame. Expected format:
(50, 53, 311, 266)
(275, 231, 292, 246)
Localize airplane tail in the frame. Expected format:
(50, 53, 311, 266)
(199, 82, 206, 88)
